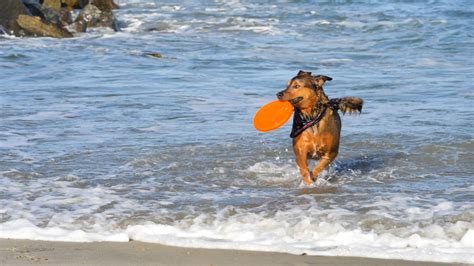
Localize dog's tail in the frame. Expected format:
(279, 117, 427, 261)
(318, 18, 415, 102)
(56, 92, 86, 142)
(329, 97, 363, 115)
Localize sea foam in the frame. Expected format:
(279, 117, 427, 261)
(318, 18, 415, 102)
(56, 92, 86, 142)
(1, 214, 473, 264)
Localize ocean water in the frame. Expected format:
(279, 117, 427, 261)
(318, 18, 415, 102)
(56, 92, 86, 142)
(1, 0, 473, 263)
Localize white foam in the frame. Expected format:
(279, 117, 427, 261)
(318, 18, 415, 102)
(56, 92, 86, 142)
(216, 17, 282, 35)
(110, 216, 474, 264)
(1, 171, 473, 264)
(0, 219, 128, 242)
(246, 162, 298, 184)
(310, 17, 440, 30)
(2, 165, 472, 264)
(1, 212, 473, 264)
(160, 5, 183, 12)
(335, 20, 366, 28)
(461, 230, 474, 247)
(119, 15, 143, 33)
(1, 171, 472, 264)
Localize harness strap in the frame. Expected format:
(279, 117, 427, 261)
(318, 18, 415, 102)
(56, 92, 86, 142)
(290, 100, 340, 138)
(290, 105, 327, 138)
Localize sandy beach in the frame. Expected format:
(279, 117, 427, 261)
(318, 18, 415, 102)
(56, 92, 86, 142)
(1, 1, 473, 266)
(0, 238, 457, 266)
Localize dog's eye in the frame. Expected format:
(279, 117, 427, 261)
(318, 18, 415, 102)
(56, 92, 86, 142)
(293, 84, 300, 89)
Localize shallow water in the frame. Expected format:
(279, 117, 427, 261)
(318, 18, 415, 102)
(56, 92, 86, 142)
(1, 0, 473, 263)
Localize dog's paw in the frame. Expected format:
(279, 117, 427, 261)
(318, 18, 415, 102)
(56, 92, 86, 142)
(299, 180, 316, 188)
(314, 178, 330, 187)
(303, 177, 314, 186)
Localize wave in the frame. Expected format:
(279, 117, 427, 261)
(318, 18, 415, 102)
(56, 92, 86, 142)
(1, 213, 473, 264)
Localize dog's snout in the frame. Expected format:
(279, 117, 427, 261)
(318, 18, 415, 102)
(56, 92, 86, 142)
(277, 91, 284, 99)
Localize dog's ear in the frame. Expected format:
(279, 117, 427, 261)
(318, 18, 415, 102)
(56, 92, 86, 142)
(312, 75, 332, 87)
(297, 70, 312, 77)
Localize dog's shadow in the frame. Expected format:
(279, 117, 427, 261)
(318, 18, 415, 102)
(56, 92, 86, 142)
(336, 152, 390, 174)
(297, 151, 402, 195)
(339, 149, 406, 172)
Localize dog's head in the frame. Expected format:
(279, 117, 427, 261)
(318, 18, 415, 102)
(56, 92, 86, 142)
(277, 70, 332, 108)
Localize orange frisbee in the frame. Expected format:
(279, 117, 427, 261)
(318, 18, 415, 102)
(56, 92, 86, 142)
(254, 100, 293, 132)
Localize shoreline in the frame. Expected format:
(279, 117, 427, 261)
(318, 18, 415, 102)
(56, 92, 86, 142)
(0, 238, 456, 266)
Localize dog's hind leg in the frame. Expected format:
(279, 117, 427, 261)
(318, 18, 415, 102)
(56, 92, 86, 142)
(311, 152, 337, 181)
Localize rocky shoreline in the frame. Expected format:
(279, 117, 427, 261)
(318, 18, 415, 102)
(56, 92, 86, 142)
(0, 0, 119, 38)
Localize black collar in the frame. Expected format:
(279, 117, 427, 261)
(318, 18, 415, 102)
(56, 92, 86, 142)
(290, 99, 341, 138)
(290, 104, 328, 138)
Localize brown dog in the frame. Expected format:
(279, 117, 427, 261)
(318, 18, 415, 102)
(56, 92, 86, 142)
(277, 71, 363, 185)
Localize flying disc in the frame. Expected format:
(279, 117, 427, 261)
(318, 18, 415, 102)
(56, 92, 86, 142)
(253, 100, 293, 132)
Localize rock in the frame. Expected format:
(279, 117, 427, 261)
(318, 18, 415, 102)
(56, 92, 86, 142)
(82, 0, 119, 9)
(75, 3, 119, 31)
(39, 5, 63, 25)
(1, 0, 118, 37)
(22, 0, 44, 17)
(89, 0, 112, 11)
(0, 0, 30, 36)
(145, 52, 162, 58)
(59, 7, 73, 24)
(72, 0, 88, 8)
(61, 0, 118, 9)
(61, 0, 79, 9)
(32, 0, 75, 28)
(90, 0, 110, 11)
(42, 0, 61, 11)
(29, 1, 72, 28)
(108, 0, 119, 10)
(65, 19, 86, 33)
(16, 14, 73, 37)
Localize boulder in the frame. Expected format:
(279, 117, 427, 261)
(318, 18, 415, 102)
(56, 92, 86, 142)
(59, 7, 74, 25)
(16, 14, 73, 37)
(24, 1, 66, 27)
(75, 3, 118, 31)
(22, 0, 44, 17)
(61, 0, 79, 9)
(66, 19, 87, 33)
(0, 0, 30, 36)
(61, 0, 118, 9)
(145, 52, 162, 58)
(42, 0, 61, 11)
(85, 0, 119, 9)
(39, 5, 63, 25)
(108, 0, 119, 10)
(0, 0, 118, 37)
(90, 0, 110, 11)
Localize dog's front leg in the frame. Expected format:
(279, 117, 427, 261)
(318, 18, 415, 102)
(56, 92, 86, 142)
(311, 152, 337, 180)
(294, 147, 313, 185)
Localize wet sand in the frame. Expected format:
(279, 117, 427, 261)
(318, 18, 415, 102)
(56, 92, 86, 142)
(0, 238, 456, 266)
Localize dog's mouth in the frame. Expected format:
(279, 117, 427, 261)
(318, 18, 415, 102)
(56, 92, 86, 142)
(289, 97, 304, 105)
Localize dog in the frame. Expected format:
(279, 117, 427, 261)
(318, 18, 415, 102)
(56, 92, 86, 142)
(277, 70, 363, 185)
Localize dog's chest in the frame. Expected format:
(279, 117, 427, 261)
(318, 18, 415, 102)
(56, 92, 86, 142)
(297, 127, 325, 158)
